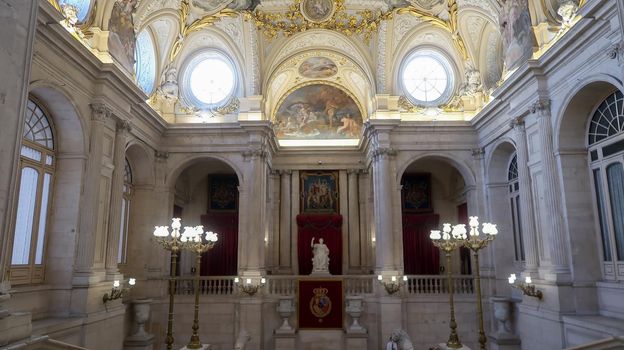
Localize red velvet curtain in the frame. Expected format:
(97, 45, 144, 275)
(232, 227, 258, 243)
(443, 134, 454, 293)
(457, 203, 472, 275)
(297, 214, 342, 275)
(402, 214, 440, 275)
(200, 212, 238, 276)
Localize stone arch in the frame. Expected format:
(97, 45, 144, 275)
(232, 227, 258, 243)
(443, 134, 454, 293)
(486, 138, 517, 185)
(166, 154, 244, 189)
(26, 84, 87, 286)
(554, 78, 621, 287)
(125, 141, 155, 187)
(397, 152, 476, 188)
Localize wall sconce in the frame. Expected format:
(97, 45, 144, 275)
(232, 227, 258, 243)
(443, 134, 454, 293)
(234, 277, 266, 296)
(377, 275, 407, 295)
(508, 274, 543, 300)
(103, 278, 136, 304)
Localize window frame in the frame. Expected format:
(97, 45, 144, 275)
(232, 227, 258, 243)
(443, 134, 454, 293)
(180, 49, 238, 110)
(507, 153, 525, 263)
(118, 158, 133, 266)
(9, 98, 56, 285)
(134, 27, 159, 95)
(399, 48, 456, 107)
(587, 89, 624, 281)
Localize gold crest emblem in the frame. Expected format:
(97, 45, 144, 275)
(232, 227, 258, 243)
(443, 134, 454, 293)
(309, 287, 332, 320)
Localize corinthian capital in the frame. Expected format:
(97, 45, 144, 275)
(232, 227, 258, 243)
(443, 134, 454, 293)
(509, 116, 525, 130)
(371, 147, 397, 162)
(116, 119, 132, 133)
(90, 103, 112, 122)
(530, 99, 551, 116)
(242, 147, 267, 161)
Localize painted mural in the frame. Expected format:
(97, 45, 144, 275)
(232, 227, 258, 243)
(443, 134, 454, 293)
(274, 84, 363, 140)
(108, 0, 137, 74)
(298, 57, 338, 79)
(499, 0, 534, 71)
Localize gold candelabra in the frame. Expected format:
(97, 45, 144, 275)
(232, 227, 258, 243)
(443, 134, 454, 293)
(508, 274, 543, 300)
(462, 217, 499, 350)
(102, 278, 136, 304)
(153, 219, 219, 350)
(234, 276, 266, 296)
(377, 275, 408, 295)
(430, 223, 465, 349)
(180, 226, 218, 349)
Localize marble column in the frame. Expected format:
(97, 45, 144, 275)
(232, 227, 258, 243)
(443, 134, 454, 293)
(371, 147, 397, 273)
(241, 148, 267, 274)
(0, 0, 38, 291)
(105, 120, 131, 278)
(532, 99, 571, 281)
(279, 170, 292, 272)
(73, 104, 115, 285)
(267, 170, 280, 271)
(510, 117, 540, 276)
(347, 170, 361, 272)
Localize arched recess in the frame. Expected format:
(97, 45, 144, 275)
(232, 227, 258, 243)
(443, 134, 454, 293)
(486, 140, 523, 282)
(27, 85, 86, 288)
(168, 156, 242, 278)
(398, 155, 475, 276)
(556, 79, 621, 287)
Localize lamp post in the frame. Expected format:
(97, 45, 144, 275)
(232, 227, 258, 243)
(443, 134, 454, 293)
(180, 226, 218, 349)
(462, 217, 498, 350)
(153, 218, 184, 350)
(430, 223, 466, 349)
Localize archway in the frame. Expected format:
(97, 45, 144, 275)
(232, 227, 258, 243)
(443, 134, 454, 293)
(173, 158, 240, 277)
(399, 156, 471, 276)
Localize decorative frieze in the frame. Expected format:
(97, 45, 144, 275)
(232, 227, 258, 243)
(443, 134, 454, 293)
(90, 103, 113, 122)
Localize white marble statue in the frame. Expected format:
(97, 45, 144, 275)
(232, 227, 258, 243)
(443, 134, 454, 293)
(311, 237, 330, 274)
(234, 329, 250, 350)
(386, 329, 414, 350)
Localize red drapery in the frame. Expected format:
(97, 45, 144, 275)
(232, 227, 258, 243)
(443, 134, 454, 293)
(402, 214, 440, 275)
(296, 214, 342, 275)
(200, 212, 238, 276)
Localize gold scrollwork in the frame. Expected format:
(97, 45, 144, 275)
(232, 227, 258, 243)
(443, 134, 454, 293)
(397, 0, 468, 60)
(243, 0, 393, 43)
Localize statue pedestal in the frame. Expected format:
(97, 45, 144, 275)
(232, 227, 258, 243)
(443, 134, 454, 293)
(310, 270, 331, 276)
(435, 343, 472, 350)
(274, 333, 296, 350)
(345, 333, 367, 350)
(488, 336, 521, 350)
(179, 345, 210, 350)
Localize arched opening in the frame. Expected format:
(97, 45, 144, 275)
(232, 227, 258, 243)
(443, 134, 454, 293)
(556, 80, 619, 289)
(173, 158, 240, 277)
(400, 156, 471, 276)
(486, 140, 524, 281)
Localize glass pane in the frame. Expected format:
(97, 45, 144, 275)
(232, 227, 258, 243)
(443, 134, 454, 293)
(23, 100, 54, 150)
(21, 145, 41, 161)
(606, 163, 624, 260)
(35, 173, 52, 264)
(190, 57, 235, 106)
(510, 197, 519, 261)
(588, 90, 624, 145)
(594, 169, 612, 261)
(11, 167, 39, 265)
(118, 199, 127, 264)
(45, 155, 53, 166)
(402, 52, 451, 104)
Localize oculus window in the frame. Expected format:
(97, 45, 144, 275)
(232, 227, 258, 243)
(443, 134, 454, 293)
(182, 51, 236, 109)
(134, 29, 157, 94)
(400, 49, 455, 106)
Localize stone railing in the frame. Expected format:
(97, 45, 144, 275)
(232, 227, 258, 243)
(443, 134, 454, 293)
(170, 275, 473, 296)
(405, 275, 474, 294)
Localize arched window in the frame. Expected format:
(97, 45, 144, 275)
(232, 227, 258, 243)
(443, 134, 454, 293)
(58, 0, 94, 23)
(400, 49, 455, 107)
(118, 158, 132, 265)
(507, 154, 525, 262)
(10, 99, 56, 284)
(589, 90, 624, 281)
(134, 29, 157, 94)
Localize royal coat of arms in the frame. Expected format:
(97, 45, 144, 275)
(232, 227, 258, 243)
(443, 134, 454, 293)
(309, 287, 332, 321)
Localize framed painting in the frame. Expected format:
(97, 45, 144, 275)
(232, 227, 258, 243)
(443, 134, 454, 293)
(300, 171, 339, 213)
(402, 173, 433, 213)
(207, 175, 238, 211)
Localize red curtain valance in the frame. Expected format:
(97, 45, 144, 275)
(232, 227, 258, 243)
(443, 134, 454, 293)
(297, 214, 342, 275)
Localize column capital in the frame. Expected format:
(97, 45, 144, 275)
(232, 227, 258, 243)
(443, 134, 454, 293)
(347, 168, 364, 175)
(242, 147, 268, 161)
(116, 119, 132, 133)
(278, 169, 292, 176)
(530, 98, 551, 117)
(370, 147, 396, 162)
(154, 150, 169, 162)
(471, 147, 485, 160)
(509, 116, 526, 130)
(607, 41, 624, 66)
(90, 103, 113, 122)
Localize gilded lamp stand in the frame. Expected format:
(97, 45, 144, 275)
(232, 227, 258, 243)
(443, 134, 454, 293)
(430, 223, 465, 349)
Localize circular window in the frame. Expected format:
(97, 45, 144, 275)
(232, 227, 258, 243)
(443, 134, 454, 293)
(401, 49, 455, 106)
(182, 51, 236, 108)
